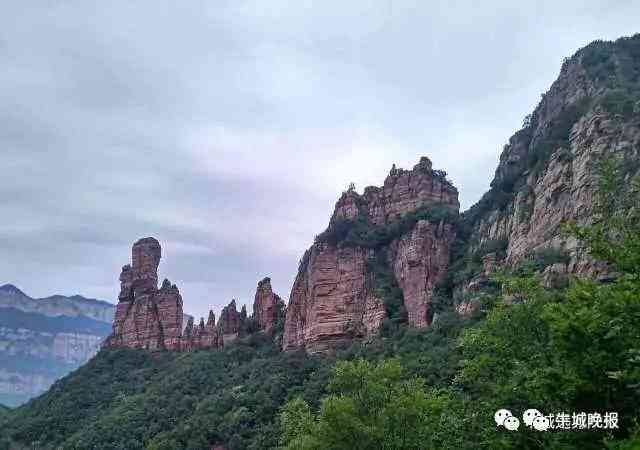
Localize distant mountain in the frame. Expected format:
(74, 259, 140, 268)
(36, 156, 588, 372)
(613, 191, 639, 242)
(0, 285, 114, 407)
(0, 284, 114, 323)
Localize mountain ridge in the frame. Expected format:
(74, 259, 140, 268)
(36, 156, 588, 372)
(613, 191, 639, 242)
(0, 284, 114, 323)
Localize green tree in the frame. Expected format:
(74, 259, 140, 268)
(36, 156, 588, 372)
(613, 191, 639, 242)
(279, 359, 455, 450)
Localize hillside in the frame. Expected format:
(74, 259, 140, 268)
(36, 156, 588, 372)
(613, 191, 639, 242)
(1, 34, 640, 450)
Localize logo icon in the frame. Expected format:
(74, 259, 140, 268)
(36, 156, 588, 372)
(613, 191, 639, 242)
(494, 409, 512, 427)
(523, 408, 543, 427)
(494, 409, 519, 431)
(504, 416, 521, 431)
(532, 415, 551, 431)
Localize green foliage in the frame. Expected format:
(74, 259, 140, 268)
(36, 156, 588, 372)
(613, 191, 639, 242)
(0, 339, 331, 450)
(474, 238, 508, 261)
(527, 98, 591, 177)
(365, 249, 407, 333)
(314, 205, 458, 332)
(581, 35, 640, 87)
(511, 246, 571, 276)
(315, 205, 458, 250)
(279, 359, 458, 450)
(600, 88, 639, 118)
(563, 158, 640, 275)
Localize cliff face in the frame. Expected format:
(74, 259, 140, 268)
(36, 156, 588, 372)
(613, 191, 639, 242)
(283, 157, 459, 353)
(388, 220, 456, 328)
(283, 244, 386, 353)
(217, 299, 240, 342)
(455, 35, 640, 312)
(0, 285, 113, 406)
(252, 277, 284, 333)
(105, 237, 222, 351)
(473, 111, 640, 271)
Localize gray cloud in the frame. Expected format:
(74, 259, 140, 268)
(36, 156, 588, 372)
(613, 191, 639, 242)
(1, 1, 638, 319)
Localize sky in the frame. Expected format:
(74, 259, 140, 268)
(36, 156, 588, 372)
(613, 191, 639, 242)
(1, 1, 639, 320)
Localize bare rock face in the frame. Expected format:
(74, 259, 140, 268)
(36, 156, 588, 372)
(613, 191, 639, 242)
(218, 299, 240, 342)
(283, 157, 459, 353)
(131, 237, 161, 296)
(388, 220, 455, 327)
(105, 238, 222, 351)
(363, 157, 459, 226)
(252, 277, 284, 333)
(283, 244, 386, 353)
(332, 157, 459, 226)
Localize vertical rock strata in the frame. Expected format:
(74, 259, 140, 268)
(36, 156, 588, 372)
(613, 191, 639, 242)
(104, 237, 221, 351)
(217, 299, 240, 342)
(252, 277, 284, 333)
(388, 220, 456, 328)
(283, 157, 460, 353)
(283, 244, 387, 353)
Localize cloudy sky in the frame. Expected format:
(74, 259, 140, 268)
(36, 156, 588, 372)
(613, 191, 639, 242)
(1, 1, 638, 320)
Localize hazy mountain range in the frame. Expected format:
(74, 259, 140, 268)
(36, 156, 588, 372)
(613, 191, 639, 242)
(0, 284, 114, 406)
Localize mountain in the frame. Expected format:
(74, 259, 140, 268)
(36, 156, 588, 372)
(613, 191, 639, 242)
(0, 285, 114, 406)
(1, 34, 640, 450)
(283, 157, 458, 353)
(0, 284, 114, 323)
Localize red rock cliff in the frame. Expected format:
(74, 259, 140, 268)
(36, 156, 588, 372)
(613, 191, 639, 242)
(252, 277, 284, 333)
(217, 299, 240, 342)
(283, 157, 459, 353)
(105, 237, 222, 351)
(388, 220, 456, 328)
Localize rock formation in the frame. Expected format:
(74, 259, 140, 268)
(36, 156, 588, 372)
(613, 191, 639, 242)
(454, 40, 640, 313)
(104, 237, 222, 351)
(252, 277, 284, 333)
(217, 299, 240, 342)
(283, 157, 459, 353)
(388, 219, 456, 327)
(283, 244, 387, 353)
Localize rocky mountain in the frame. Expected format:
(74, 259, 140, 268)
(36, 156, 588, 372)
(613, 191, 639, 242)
(105, 237, 282, 352)
(0, 284, 114, 406)
(450, 34, 640, 313)
(283, 156, 459, 353)
(252, 277, 285, 334)
(105, 237, 223, 351)
(280, 35, 640, 351)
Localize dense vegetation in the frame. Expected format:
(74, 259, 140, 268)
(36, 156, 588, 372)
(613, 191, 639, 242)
(314, 204, 458, 250)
